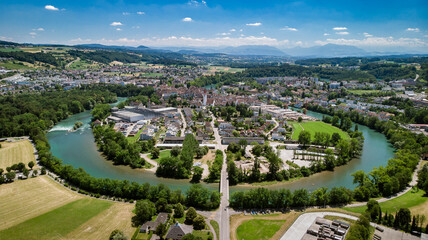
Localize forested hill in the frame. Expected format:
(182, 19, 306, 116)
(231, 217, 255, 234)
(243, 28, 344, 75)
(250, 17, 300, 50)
(192, 59, 428, 87)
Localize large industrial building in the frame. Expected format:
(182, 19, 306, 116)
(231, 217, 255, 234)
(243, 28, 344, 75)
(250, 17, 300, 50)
(109, 105, 177, 122)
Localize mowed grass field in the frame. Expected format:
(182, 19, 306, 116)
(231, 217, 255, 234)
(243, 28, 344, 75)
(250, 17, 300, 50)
(291, 121, 349, 141)
(0, 139, 36, 169)
(236, 219, 285, 240)
(0, 176, 135, 240)
(342, 189, 428, 215)
(231, 211, 301, 240)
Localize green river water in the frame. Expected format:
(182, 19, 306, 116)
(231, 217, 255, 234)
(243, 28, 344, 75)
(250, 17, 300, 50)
(47, 104, 394, 192)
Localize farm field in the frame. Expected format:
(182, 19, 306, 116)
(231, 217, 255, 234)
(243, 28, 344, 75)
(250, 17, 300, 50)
(66, 202, 134, 240)
(0, 176, 136, 240)
(0, 198, 112, 240)
(208, 66, 245, 73)
(291, 121, 349, 141)
(0, 139, 36, 169)
(342, 189, 428, 215)
(0, 176, 82, 231)
(0, 61, 33, 70)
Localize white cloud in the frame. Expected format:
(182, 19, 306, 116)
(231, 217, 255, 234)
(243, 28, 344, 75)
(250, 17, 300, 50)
(280, 26, 298, 31)
(182, 17, 193, 22)
(363, 32, 373, 37)
(0, 36, 13, 41)
(45, 5, 59, 11)
(406, 28, 420, 32)
(333, 27, 347, 31)
(68, 35, 290, 47)
(336, 31, 349, 35)
(116, 28, 122, 31)
(246, 22, 262, 26)
(29, 32, 37, 36)
(315, 36, 427, 48)
(188, 0, 207, 7)
(70, 38, 92, 43)
(217, 32, 231, 36)
(323, 33, 330, 36)
(33, 27, 45, 31)
(229, 29, 236, 32)
(110, 22, 123, 26)
(239, 29, 243, 32)
(122, 12, 130, 16)
(137, 11, 145, 15)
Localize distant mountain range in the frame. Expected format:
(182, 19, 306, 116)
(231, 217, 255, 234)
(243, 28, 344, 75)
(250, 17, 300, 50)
(74, 44, 149, 51)
(1, 40, 426, 58)
(283, 44, 367, 57)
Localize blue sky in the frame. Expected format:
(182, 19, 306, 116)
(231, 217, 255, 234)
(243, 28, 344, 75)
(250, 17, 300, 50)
(0, 0, 427, 52)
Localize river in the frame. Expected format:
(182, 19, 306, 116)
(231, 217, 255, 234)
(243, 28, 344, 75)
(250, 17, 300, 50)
(47, 103, 394, 193)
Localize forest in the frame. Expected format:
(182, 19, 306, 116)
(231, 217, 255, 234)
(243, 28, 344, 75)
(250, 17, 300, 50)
(0, 51, 62, 67)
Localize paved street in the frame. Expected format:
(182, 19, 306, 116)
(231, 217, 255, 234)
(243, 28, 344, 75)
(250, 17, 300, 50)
(211, 113, 230, 240)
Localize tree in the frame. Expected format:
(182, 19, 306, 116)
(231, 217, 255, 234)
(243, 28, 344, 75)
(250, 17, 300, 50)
(171, 147, 181, 157)
(151, 148, 160, 159)
(324, 148, 336, 170)
(109, 229, 127, 240)
(186, 207, 197, 224)
(17, 162, 25, 172)
(298, 116, 303, 122)
(193, 215, 206, 230)
(332, 116, 340, 127)
(134, 200, 156, 224)
(174, 203, 184, 218)
(23, 168, 29, 178)
(28, 161, 35, 170)
(191, 166, 203, 183)
(6, 172, 15, 182)
(155, 222, 167, 239)
(298, 131, 311, 147)
(396, 208, 411, 230)
(331, 132, 341, 145)
(156, 198, 168, 213)
(366, 200, 381, 222)
(238, 139, 248, 151)
(251, 144, 263, 157)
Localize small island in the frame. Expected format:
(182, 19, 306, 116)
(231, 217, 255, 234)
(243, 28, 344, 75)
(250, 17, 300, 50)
(73, 121, 83, 131)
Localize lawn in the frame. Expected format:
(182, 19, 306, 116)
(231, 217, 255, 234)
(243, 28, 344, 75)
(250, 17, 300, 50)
(291, 121, 349, 141)
(0, 139, 36, 170)
(148, 150, 171, 161)
(210, 220, 219, 240)
(127, 127, 146, 143)
(0, 198, 112, 240)
(193, 230, 214, 240)
(342, 189, 428, 215)
(236, 219, 285, 240)
(348, 90, 381, 95)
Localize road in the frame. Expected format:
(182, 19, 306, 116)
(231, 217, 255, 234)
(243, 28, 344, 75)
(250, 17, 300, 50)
(211, 113, 230, 240)
(65, 57, 80, 68)
(266, 118, 279, 139)
(179, 108, 187, 137)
